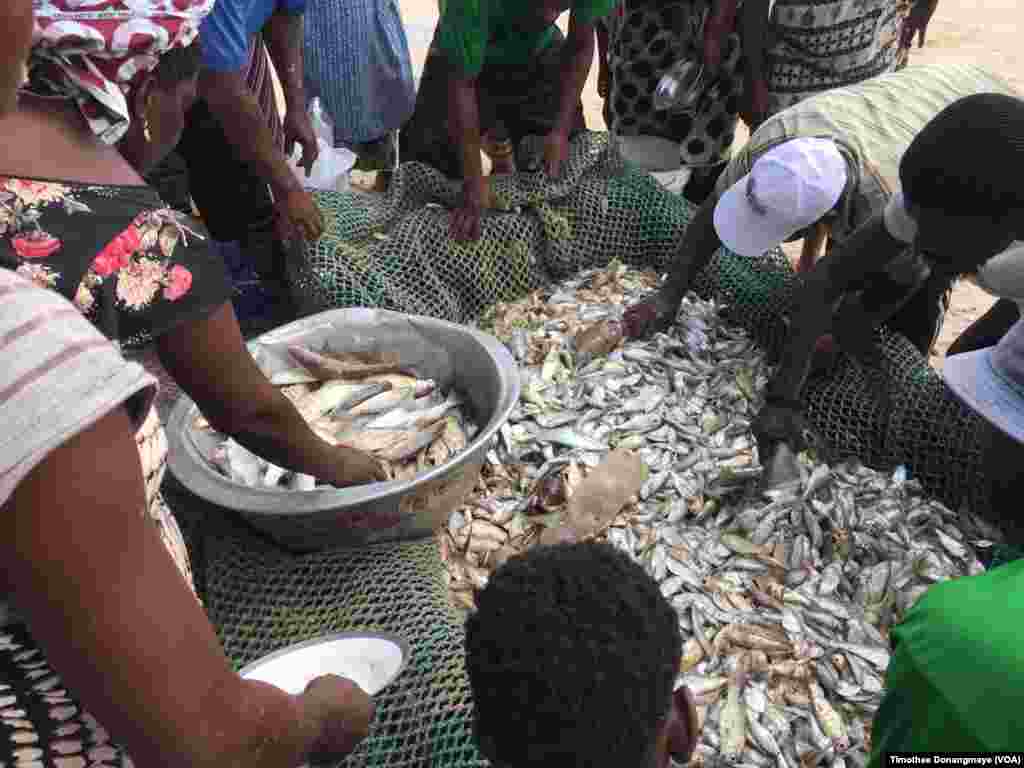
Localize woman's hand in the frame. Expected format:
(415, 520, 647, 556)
(301, 676, 375, 763)
(451, 174, 487, 242)
(321, 445, 390, 487)
(275, 187, 325, 243)
(901, 0, 939, 49)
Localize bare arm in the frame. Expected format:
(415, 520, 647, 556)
(199, 69, 300, 203)
(263, 10, 306, 118)
(448, 73, 488, 240)
(555, 15, 597, 137)
(739, 0, 772, 128)
(157, 302, 387, 486)
(0, 407, 333, 767)
(765, 214, 908, 402)
(660, 189, 726, 305)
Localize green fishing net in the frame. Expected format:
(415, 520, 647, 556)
(161, 133, 990, 768)
(165, 485, 486, 768)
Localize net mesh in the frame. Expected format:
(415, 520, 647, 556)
(288, 132, 691, 323)
(167, 134, 987, 768)
(166, 485, 485, 768)
(287, 133, 988, 513)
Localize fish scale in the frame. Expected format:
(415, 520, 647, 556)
(441, 265, 990, 765)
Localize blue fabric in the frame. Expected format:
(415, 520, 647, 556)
(201, 0, 307, 73)
(303, 0, 415, 144)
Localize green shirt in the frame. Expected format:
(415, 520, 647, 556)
(867, 559, 1024, 765)
(436, 0, 615, 77)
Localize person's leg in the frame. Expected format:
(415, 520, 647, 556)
(947, 298, 1021, 357)
(682, 162, 728, 205)
(398, 35, 466, 179)
(500, 31, 587, 153)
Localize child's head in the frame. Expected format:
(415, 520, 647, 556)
(465, 541, 698, 768)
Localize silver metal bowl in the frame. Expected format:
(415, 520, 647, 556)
(165, 308, 520, 552)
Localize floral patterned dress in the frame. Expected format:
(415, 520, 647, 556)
(0, 177, 230, 349)
(0, 177, 231, 766)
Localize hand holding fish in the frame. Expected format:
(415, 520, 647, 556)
(323, 445, 390, 487)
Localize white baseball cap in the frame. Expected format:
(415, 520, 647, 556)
(713, 138, 849, 258)
(975, 241, 1024, 312)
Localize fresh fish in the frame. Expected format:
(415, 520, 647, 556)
(295, 381, 370, 422)
(530, 426, 608, 452)
(439, 264, 989, 759)
(720, 660, 747, 761)
(376, 421, 448, 463)
(349, 381, 435, 417)
(289, 473, 316, 491)
(288, 344, 413, 380)
(269, 367, 319, 386)
(330, 382, 394, 416)
(364, 394, 461, 430)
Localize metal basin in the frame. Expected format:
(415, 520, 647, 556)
(165, 308, 519, 552)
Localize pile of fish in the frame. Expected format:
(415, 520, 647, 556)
(441, 262, 1002, 766)
(197, 344, 478, 488)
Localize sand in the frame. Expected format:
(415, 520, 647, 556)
(365, 0, 1022, 363)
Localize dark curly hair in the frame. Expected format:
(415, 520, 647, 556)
(465, 542, 682, 768)
(900, 93, 1024, 216)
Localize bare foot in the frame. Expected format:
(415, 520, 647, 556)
(622, 290, 681, 339)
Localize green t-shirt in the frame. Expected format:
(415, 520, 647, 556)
(436, 0, 615, 77)
(868, 559, 1024, 764)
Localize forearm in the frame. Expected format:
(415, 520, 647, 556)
(450, 76, 484, 184)
(741, 0, 772, 82)
(200, 72, 301, 199)
(661, 192, 724, 302)
(767, 216, 906, 401)
(555, 22, 595, 133)
(156, 303, 345, 484)
(264, 10, 306, 115)
(1, 408, 324, 768)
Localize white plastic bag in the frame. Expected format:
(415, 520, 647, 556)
(288, 99, 356, 192)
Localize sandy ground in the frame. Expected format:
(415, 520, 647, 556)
(374, 0, 1023, 363)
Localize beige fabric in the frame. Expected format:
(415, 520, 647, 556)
(716, 64, 1020, 244)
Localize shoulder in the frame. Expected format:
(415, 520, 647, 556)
(0, 270, 156, 507)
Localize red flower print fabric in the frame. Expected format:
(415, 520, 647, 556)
(0, 176, 230, 349)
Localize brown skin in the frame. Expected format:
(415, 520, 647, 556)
(621, 186, 726, 339)
(448, 3, 597, 241)
(199, 10, 324, 244)
(755, 204, 1024, 452)
(0, 405, 373, 767)
(702, 0, 740, 74)
(0, 90, 387, 489)
(901, 0, 940, 50)
(738, 0, 772, 130)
